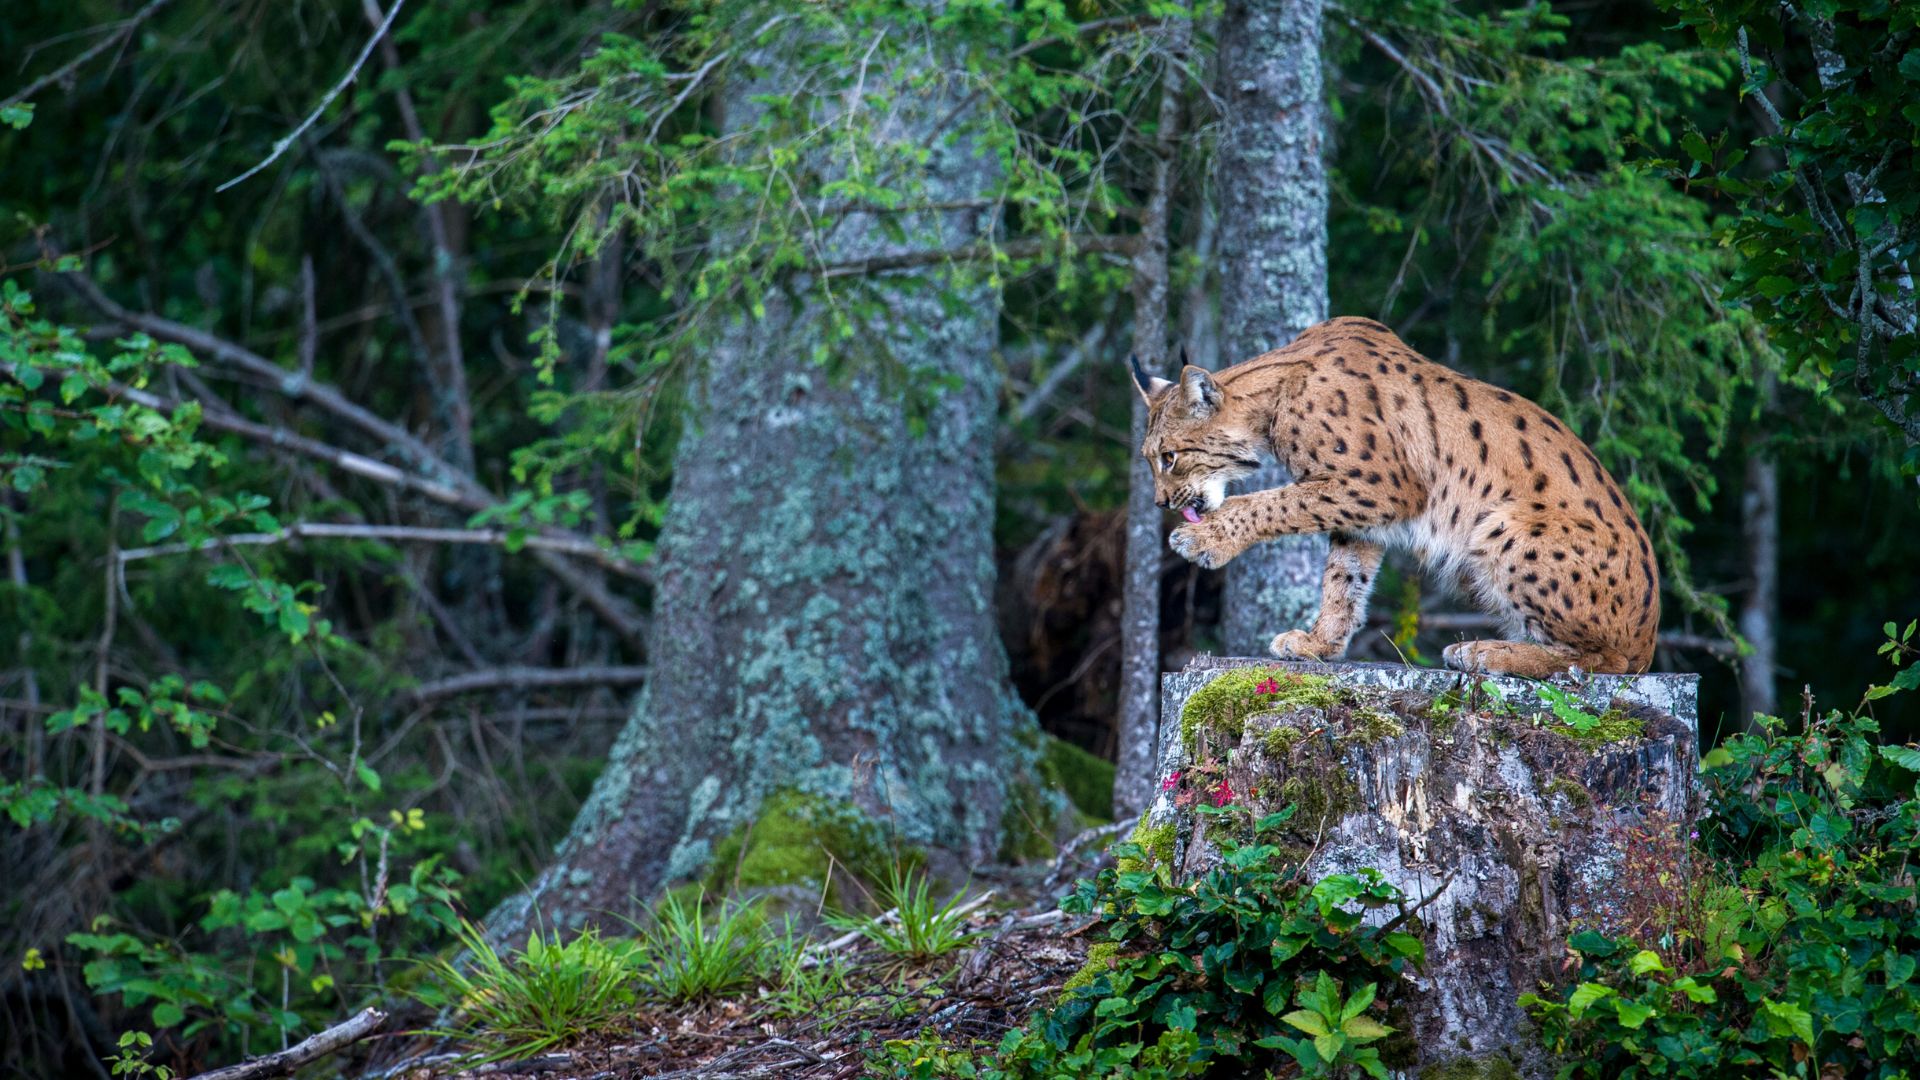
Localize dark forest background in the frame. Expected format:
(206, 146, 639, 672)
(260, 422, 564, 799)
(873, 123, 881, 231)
(3, 0, 1918, 1074)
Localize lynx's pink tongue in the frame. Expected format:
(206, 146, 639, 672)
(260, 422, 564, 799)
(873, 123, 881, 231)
(1181, 506, 1202, 524)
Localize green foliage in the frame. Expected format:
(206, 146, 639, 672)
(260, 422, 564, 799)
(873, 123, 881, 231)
(874, 1026, 1209, 1080)
(1269, 972, 1397, 1080)
(1532, 684, 1646, 744)
(824, 868, 984, 964)
(70, 816, 460, 1047)
(757, 918, 853, 1021)
(415, 920, 644, 1065)
(1523, 620, 1920, 1077)
(884, 810, 1424, 1077)
(1329, 0, 1775, 629)
(1656, 0, 1920, 463)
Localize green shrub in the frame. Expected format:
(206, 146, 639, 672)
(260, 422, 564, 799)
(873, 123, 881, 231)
(1522, 620, 1920, 1077)
(874, 805, 1423, 1077)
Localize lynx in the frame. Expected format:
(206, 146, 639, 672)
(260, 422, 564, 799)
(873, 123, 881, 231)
(1133, 317, 1658, 677)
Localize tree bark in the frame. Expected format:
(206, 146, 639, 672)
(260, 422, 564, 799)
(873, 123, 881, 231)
(1739, 376, 1779, 724)
(485, 38, 1036, 934)
(1117, 10, 1193, 818)
(1214, 0, 1331, 657)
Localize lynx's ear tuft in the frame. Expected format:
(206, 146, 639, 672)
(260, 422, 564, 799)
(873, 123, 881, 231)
(1129, 353, 1174, 403)
(1180, 364, 1222, 417)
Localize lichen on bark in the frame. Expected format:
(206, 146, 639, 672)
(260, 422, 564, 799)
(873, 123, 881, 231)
(483, 30, 1050, 941)
(1215, 0, 1333, 656)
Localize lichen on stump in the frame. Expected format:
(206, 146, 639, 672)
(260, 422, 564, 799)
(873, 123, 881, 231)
(1147, 657, 1699, 1075)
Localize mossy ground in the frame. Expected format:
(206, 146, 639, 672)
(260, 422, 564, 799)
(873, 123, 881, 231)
(1060, 941, 1121, 992)
(1040, 735, 1115, 821)
(1180, 669, 1341, 751)
(1417, 1054, 1520, 1080)
(1116, 818, 1175, 874)
(1551, 708, 1645, 744)
(704, 789, 912, 905)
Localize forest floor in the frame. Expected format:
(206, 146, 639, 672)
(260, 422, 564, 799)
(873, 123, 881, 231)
(363, 835, 1120, 1080)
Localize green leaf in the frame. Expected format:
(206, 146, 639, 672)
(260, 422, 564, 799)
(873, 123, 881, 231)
(151, 1002, 185, 1028)
(1341, 982, 1377, 1021)
(354, 762, 382, 793)
(1628, 949, 1668, 975)
(1568, 930, 1619, 957)
(1877, 745, 1920, 772)
(1343, 1015, 1394, 1041)
(1613, 1000, 1657, 1029)
(1312, 1032, 1346, 1063)
(1282, 1009, 1331, 1037)
(1568, 982, 1616, 1018)
(1761, 999, 1815, 1044)
(1383, 932, 1426, 966)
(1754, 275, 1797, 299)
(1263, 976, 1290, 1016)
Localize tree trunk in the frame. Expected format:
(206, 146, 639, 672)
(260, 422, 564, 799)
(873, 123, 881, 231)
(1739, 376, 1779, 724)
(1214, 0, 1331, 657)
(485, 44, 1035, 935)
(1117, 9, 1193, 818)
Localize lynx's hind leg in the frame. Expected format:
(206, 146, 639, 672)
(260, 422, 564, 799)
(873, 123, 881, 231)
(1441, 639, 1621, 679)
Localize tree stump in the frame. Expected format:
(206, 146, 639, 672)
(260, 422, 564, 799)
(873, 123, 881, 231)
(1146, 658, 1700, 1076)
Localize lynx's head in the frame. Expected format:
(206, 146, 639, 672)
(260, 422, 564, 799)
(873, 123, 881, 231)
(1130, 354, 1265, 521)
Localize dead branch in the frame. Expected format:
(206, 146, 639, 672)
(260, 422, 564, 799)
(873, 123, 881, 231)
(116, 521, 637, 572)
(409, 664, 650, 703)
(186, 1006, 386, 1080)
(819, 234, 1136, 279)
(60, 271, 459, 487)
(0, 0, 175, 111)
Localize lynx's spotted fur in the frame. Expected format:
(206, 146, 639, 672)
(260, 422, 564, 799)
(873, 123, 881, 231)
(1134, 317, 1659, 677)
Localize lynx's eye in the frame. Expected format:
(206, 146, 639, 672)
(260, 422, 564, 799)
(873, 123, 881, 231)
(1160, 452, 1177, 471)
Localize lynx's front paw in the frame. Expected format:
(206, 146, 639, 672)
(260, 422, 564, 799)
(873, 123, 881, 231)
(1269, 629, 1338, 661)
(1169, 518, 1243, 570)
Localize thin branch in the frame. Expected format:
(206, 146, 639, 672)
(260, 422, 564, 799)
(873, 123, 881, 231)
(819, 233, 1136, 279)
(0, 0, 175, 111)
(60, 270, 460, 487)
(409, 664, 650, 703)
(215, 0, 409, 192)
(116, 522, 638, 572)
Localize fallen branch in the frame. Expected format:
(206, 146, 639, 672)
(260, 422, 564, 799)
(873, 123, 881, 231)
(187, 1006, 386, 1080)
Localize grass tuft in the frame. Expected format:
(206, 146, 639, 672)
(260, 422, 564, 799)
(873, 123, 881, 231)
(413, 919, 642, 1064)
(824, 867, 983, 963)
(630, 889, 767, 1003)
